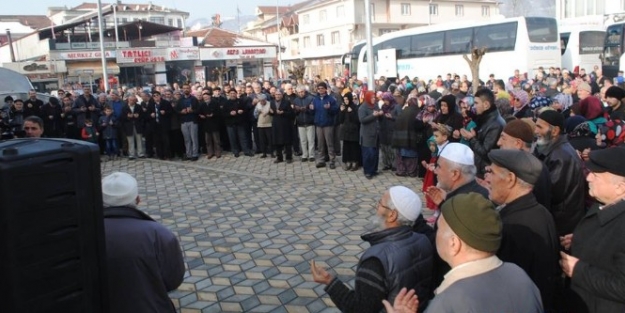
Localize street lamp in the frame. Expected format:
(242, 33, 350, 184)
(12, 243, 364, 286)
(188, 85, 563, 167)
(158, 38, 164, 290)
(138, 21, 143, 41)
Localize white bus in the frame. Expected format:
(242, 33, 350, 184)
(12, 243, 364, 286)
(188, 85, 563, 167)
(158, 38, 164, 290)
(356, 16, 561, 81)
(560, 28, 605, 73)
(341, 40, 366, 78)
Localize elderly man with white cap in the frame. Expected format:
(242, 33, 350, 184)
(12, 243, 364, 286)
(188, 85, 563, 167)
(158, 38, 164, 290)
(310, 186, 434, 313)
(425, 142, 488, 208)
(101, 172, 185, 313)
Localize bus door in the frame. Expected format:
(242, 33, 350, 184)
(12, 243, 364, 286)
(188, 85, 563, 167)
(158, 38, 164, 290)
(603, 24, 624, 78)
(376, 48, 397, 79)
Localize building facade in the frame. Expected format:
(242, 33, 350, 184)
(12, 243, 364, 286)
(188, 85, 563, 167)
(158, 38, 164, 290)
(556, 0, 625, 19)
(245, 0, 500, 79)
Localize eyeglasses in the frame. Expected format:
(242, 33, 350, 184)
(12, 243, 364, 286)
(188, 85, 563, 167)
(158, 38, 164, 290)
(377, 200, 392, 211)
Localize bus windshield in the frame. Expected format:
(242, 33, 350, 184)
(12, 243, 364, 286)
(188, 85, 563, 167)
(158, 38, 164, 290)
(579, 31, 605, 55)
(526, 17, 558, 43)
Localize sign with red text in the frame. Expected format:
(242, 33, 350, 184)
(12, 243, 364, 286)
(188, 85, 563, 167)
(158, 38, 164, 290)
(51, 50, 117, 60)
(116, 48, 167, 64)
(200, 47, 276, 60)
(167, 47, 200, 61)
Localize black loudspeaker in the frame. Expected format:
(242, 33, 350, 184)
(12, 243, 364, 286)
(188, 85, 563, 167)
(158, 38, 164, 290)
(0, 139, 108, 313)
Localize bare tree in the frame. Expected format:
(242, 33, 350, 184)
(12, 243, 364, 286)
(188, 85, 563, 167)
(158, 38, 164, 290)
(212, 66, 229, 86)
(507, 0, 529, 17)
(463, 47, 487, 94)
(287, 62, 307, 84)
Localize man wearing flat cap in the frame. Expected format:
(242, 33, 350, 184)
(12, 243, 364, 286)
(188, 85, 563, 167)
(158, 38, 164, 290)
(101, 172, 185, 313)
(560, 147, 625, 313)
(311, 186, 433, 313)
(534, 109, 586, 236)
(426, 193, 542, 312)
(486, 149, 561, 312)
(497, 119, 552, 210)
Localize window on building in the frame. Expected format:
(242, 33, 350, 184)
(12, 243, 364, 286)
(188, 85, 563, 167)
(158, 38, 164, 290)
(177, 19, 183, 28)
(586, 0, 594, 15)
(303, 36, 311, 48)
(317, 34, 325, 46)
(482, 6, 490, 16)
(336, 5, 345, 17)
(122, 17, 128, 23)
(622, 0, 625, 10)
(168, 18, 174, 26)
(455, 5, 464, 16)
(149, 16, 165, 24)
(303, 14, 310, 24)
(331, 31, 340, 45)
(401, 3, 411, 15)
(429, 4, 438, 16)
(371, 3, 375, 21)
(320, 10, 327, 21)
(379, 29, 399, 36)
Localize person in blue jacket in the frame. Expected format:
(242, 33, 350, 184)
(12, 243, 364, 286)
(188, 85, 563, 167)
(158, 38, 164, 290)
(311, 82, 340, 169)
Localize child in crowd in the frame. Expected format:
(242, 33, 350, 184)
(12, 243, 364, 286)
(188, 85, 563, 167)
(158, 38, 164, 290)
(81, 119, 99, 144)
(422, 123, 452, 223)
(99, 106, 118, 161)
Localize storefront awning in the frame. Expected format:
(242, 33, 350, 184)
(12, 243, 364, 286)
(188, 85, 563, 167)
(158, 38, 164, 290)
(66, 60, 120, 77)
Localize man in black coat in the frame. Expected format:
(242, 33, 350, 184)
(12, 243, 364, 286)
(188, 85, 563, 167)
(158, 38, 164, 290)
(40, 97, 63, 138)
(560, 147, 625, 313)
(460, 88, 505, 179)
(146, 91, 172, 160)
(101, 172, 184, 313)
(24, 89, 44, 118)
(486, 149, 560, 312)
(222, 89, 252, 157)
(72, 87, 100, 129)
(534, 110, 586, 236)
(269, 89, 295, 163)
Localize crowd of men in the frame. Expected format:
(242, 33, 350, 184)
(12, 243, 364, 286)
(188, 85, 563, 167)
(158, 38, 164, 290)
(1, 65, 625, 312)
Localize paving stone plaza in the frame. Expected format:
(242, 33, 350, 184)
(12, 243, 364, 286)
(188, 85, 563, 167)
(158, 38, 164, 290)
(101, 154, 425, 313)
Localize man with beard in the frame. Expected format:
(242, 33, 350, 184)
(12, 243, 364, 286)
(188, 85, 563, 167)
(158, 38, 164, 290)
(147, 91, 173, 160)
(534, 110, 585, 236)
(24, 89, 43, 118)
(176, 84, 200, 161)
(73, 86, 101, 130)
(310, 186, 433, 313)
(223, 89, 252, 157)
(40, 97, 63, 138)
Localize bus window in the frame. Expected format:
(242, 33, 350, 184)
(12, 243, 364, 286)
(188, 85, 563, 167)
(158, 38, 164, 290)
(446, 28, 473, 54)
(474, 22, 517, 52)
(382, 36, 411, 59)
(579, 31, 605, 55)
(606, 25, 623, 46)
(526, 17, 558, 43)
(560, 32, 571, 55)
(410, 32, 444, 57)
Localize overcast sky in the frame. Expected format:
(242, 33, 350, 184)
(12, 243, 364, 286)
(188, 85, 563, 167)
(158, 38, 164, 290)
(4, 0, 301, 21)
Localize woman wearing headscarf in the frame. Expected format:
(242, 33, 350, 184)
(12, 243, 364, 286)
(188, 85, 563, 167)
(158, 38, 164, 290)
(339, 92, 361, 171)
(433, 94, 463, 142)
(358, 91, 381, 179)
(415, 94, 439, 177)
(379, 92, 400, 171)
(391, 96, 422, 177)
(552, 93, 573, 117)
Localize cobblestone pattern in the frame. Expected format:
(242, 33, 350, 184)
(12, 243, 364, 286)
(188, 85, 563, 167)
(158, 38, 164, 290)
(101, 153, 426, 313)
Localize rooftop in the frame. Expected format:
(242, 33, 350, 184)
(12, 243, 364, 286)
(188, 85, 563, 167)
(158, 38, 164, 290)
(0, 15, 54, 31)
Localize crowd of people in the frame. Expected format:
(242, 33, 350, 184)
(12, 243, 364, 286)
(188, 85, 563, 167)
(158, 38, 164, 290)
(2, 65, 625, 312)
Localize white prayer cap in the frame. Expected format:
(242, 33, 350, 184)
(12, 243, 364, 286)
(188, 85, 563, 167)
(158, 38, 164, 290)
(388, 186, 422, 222)
(102, 172, 138, 207)
(439, 143, 474, 166)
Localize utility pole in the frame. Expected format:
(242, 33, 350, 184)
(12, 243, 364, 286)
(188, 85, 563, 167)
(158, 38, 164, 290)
(364, 0, 375, 88)
(97, 0, 109, 92)
(277, 0, 283, 79)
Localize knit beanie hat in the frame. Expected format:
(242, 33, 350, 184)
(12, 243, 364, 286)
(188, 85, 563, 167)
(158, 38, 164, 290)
(441, 193, 502, 252)
(538, 110, 565, 134)
(503, 119, 534, 144)
(605, 86, 625, 100)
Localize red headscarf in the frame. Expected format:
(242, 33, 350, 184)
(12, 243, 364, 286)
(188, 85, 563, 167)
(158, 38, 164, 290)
(364, 91, 376, 109)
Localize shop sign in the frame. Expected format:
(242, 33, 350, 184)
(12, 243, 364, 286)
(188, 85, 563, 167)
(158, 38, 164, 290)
(200, 47, 276, 60)
(52, 50, 116, 60)
(167, 47, 200, 61)
(2, 61, 67, 74)
(116, 49, 167, 63)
